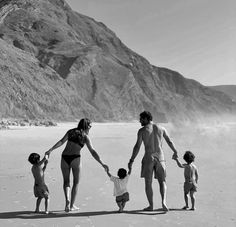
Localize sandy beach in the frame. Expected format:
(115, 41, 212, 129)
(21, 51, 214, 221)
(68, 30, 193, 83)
(0, 122, 235, 227)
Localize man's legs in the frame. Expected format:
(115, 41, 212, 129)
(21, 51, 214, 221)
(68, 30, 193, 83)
(158, 179, 168, 211)
(144, 177, 154, 211)
(155, 160, 168, 211)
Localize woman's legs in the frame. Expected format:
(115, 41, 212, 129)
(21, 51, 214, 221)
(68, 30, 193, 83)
(70, 158, 81, 210)
(61, 158, 71, 212)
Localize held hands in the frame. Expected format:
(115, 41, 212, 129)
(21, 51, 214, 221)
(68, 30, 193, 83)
(102, 164, 109, 172)
(45, 150, 51, 157)
(172, 153, 178, 160)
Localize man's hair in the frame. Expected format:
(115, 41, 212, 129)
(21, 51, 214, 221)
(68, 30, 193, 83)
(183, 151, 195, 164)
(140, 111, 153, 121)
(77, 118, 91, 131)
(117, 168, 127, 179)
(28, 153, 40, 165)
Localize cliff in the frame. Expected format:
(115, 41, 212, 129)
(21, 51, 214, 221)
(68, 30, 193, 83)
(0, 0, 235, 123)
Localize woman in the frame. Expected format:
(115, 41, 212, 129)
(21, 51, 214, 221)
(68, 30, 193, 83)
(45, 118, 108, 212)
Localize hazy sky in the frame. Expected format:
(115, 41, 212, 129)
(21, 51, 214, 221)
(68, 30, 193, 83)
(66, 0, 236, 86)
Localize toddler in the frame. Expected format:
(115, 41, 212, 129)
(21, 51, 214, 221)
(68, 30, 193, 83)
(106, 167, 131, 212)
(173, 151, 199, 210)
(28, 153, 49, 214)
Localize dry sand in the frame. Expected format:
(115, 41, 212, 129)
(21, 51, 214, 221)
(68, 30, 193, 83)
(0, 122, 235, 227)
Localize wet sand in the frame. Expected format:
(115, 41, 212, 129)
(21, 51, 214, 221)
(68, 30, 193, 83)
(0, 122, 235, 227)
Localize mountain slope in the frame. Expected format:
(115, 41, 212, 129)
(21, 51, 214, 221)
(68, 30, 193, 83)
(0, 0, 235, 123)
(209, 85, 236, 101)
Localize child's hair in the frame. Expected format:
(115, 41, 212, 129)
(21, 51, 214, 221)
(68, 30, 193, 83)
(117, 168, 127, 179)
(28, 153, 40, 165)
(183, 151, 195, 164)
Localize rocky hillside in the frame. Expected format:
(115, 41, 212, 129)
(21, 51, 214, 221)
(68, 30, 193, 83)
(0, 0, 235, 123)
(209, 85, 236, 101)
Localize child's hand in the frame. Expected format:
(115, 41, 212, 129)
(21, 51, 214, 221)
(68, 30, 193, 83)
(172, 155, 178, 160)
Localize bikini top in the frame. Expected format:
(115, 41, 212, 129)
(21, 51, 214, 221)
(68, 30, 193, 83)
(67, 128, 86, 148)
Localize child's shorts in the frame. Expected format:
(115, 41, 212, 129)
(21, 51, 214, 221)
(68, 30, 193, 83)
(184, 181, 197, 194)
(34, 184, 49, 198)
(116, 192, 129, 203)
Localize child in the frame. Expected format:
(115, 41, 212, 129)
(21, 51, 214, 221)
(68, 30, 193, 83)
(28, 153, 49, 214)
(106, 167, 131, 212)
(173, 151, 199, 210)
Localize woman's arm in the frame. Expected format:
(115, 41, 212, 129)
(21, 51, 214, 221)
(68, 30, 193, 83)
(85, 136, 108, 171)
(45, 132, 68, 156)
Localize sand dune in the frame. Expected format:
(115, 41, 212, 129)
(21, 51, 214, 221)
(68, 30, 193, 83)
(0, 122, 235, 227)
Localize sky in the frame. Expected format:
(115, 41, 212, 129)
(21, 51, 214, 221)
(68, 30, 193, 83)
(66, 0, 236, 86)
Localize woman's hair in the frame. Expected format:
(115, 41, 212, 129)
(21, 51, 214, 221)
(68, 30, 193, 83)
(28, 153, 40, 165)
(77, 118, 91, 131)
(183, 151, 195, 164)
(140, 111, 153, 121)
(117, 168, 127, 179)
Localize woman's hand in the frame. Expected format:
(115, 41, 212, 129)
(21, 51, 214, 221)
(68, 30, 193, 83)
(45, 150, 51, 157)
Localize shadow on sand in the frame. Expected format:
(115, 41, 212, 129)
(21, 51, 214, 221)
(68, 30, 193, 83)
(0, 209, 169, 219)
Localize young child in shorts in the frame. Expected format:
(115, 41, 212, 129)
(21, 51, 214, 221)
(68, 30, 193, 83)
(173, 151, 199, 210)
(28, 153, 49, 214)
(106, 167, 131, 212)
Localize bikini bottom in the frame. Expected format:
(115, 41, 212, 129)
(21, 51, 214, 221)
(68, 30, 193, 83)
(62, 154, 81, 166)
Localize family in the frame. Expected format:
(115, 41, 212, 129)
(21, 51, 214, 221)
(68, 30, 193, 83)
(28, 111, 199, 214)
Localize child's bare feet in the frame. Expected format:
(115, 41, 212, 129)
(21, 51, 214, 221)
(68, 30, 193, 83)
(118, 207, 124, 212)
(182, 206, 189, 210)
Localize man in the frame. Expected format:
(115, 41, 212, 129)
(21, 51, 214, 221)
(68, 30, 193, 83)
(128, 111, 178, 211)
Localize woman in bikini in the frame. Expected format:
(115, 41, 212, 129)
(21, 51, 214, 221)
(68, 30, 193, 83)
(45, 118, 108, 212)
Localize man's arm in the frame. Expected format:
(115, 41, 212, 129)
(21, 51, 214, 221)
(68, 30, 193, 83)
(163, 129, 178, 159)
(174, 158, 184, 168)
(128, 129, 143, 169)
